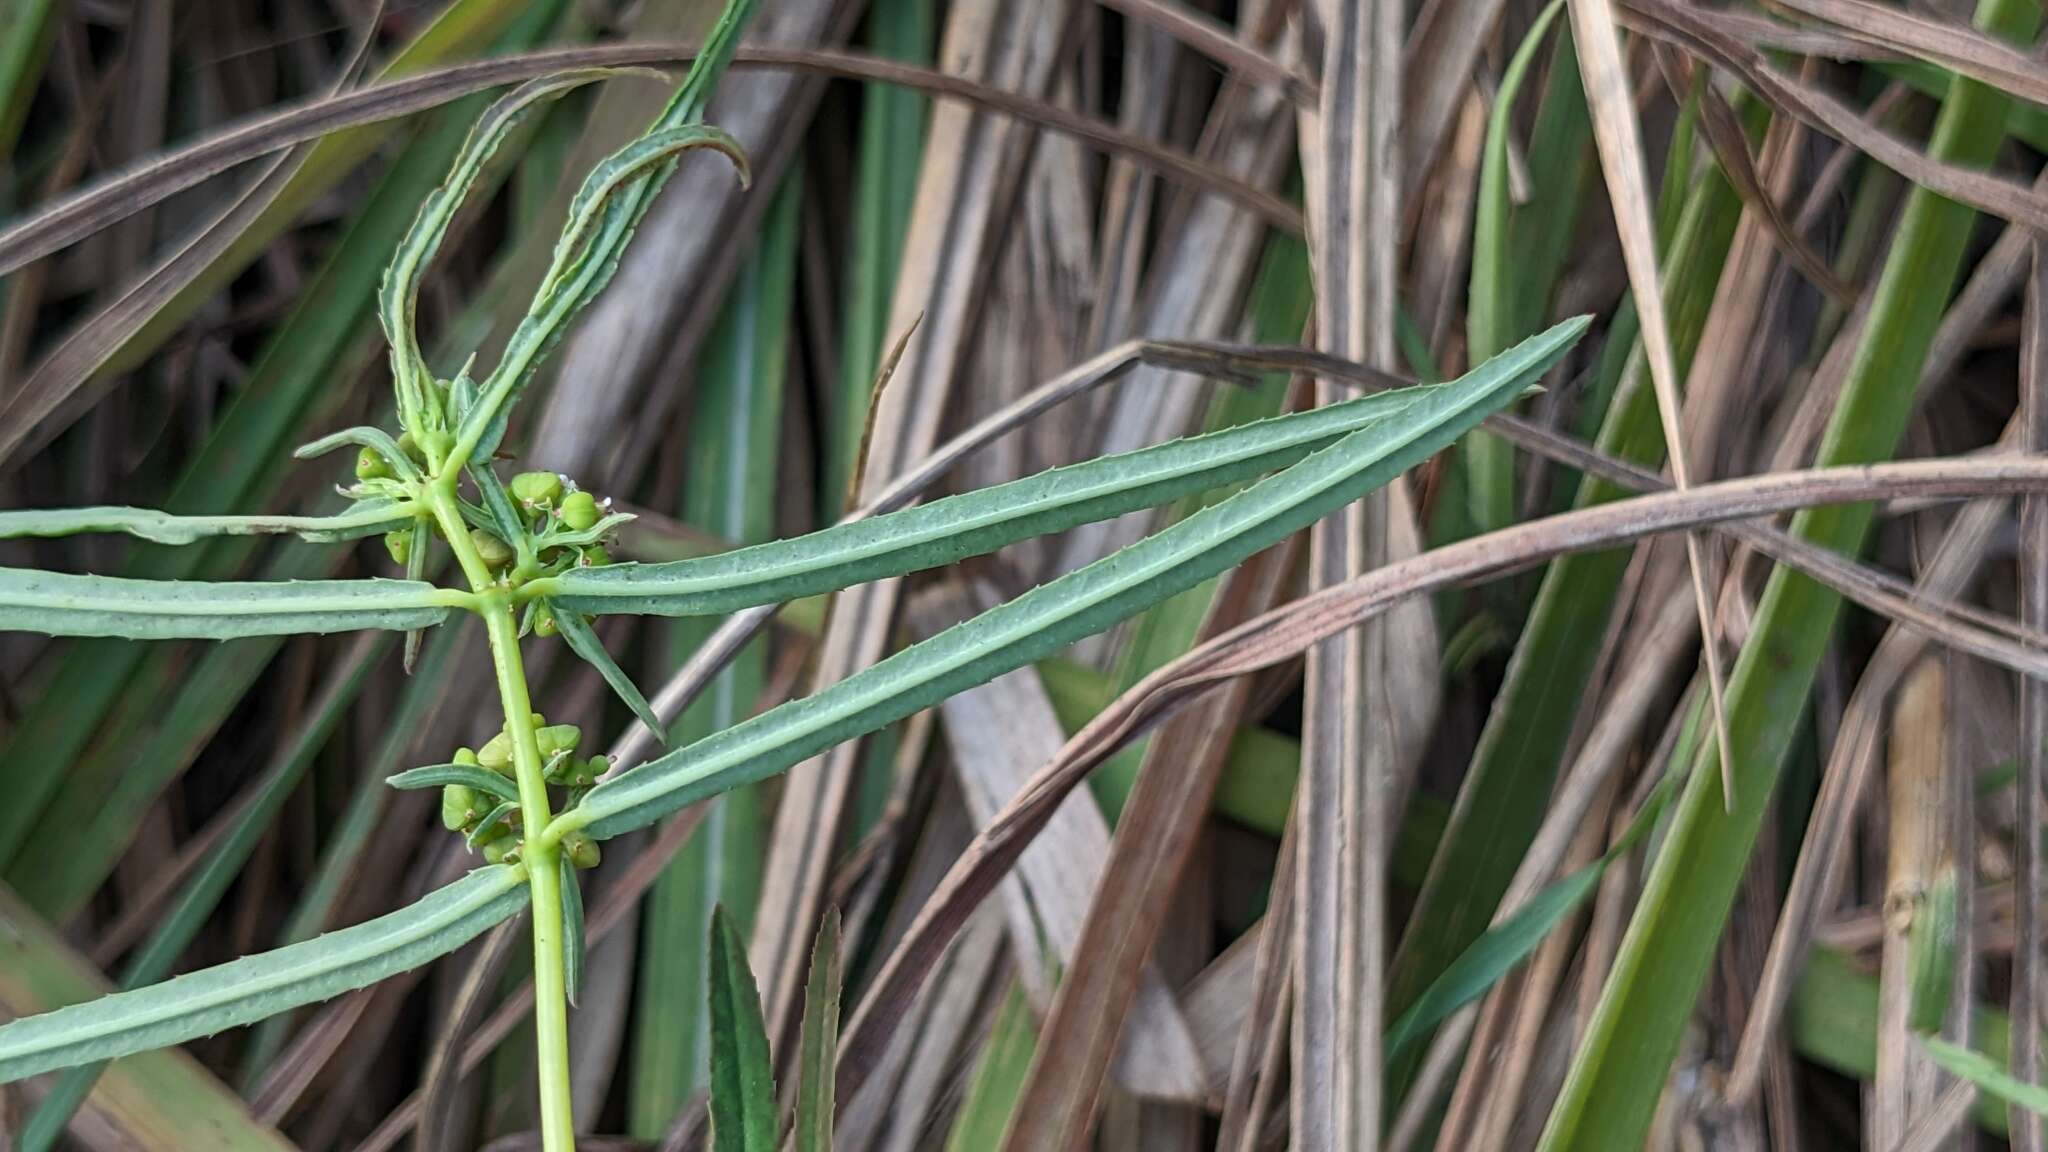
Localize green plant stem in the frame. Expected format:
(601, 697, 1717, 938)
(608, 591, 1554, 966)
(427, 481, 577, 1152)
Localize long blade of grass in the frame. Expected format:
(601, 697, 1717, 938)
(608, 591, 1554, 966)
(1536, 0, 2042, 1144)
(0, 864, 527, 1084)
(629, 165, 795, 1140)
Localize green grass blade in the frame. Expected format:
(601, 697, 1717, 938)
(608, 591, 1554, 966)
(1924, 1037, 2048, 1118)
(630, 167, 795, 1139)
(829, 0, 932, 511)
(0, 865, 527, 1083)
(561, 320, 1587, 842)
(544, 379, 1500, 620)
(16, 637, 387, 1150)
(1459, 0, 1564, 539)
(794, 909, 843, 1152)
(945, 983, 1038, 1152)
(0, 500, 415, 544)
(1537, 1, 2042, 1145)
(707, 905, 776, 1152)
(1386, 107, 1752, 1099)
(0, 568, 459, 639)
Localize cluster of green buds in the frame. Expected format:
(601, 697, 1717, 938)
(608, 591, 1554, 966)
(438, 711, 605, 868)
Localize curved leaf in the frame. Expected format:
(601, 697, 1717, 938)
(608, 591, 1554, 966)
(559, 318, 1589, 840)
(0, 568, 462, 639)
(386, 762, 520, 803)
(0, 499, 416, 545)
(292, 425, 420, 480)
(0, 865, 527, 1083)
(542, 373, 1462, 618)
(380, 68, 639, 432)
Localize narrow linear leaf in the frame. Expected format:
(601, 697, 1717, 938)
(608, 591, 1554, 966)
(561, 319, 1588, 841)
(292, 425, 419, 478)
(543, 370, 1509, 619)
(561, 856, 586, 1009)
(386, 763, 521, 803)
(795, 909, 843, 1152)
(0, 865, 528, 1083)
(467, 802, 520, 849)
(708, 905, 776, 1152)
(0, 500, 416, 545)
(0, 569, 461, 639)
(380, 68, 642, 429)
(1923, 1036, 2048, 1117)
(549, 598, 664, 740)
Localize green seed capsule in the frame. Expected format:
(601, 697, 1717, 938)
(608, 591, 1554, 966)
(559, 490, 600, 532)
(510, 471, 564, 509)
(482, 837, 519, 865)
(535, 723, 581, 760)
(470, 529, 515, 569)
(441, 784, 478, 831)
(453, 747, 479, 767)
(383, 530, 411, 566)
(578, 545, 611, 568)
(533, 603, 557, 637)
(477, 732, 512, 772)
(563, 832, 601, 870)
(356, 446, 393, 481)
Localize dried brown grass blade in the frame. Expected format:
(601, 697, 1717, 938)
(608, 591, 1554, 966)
(2014, 238, 2048, 1152)
(1568, 0, 1738, 809)
(1766, 0, 2048, 106)
(0, 45, 1301, 280)
(995, 539, 1299, 1147)
(1619, 0, 2048, 232)
(833, 457, 2048, 1110)
(748, 0, 1077, 1068)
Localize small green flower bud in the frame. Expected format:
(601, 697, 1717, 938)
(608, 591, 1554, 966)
(481, 837, 519, 865)
(563, 832, 601, 870)
(355, 446, 393, 481)
(559, 490, 600, 532)
(535, 723, 581, 760)
(578, 545, 611, 568)
(453, 747, 479, 766)
(532, 603, 557, 637)
(383, 530, 411, 566)
(582, 754, 608, 781)
(441, 784, 478, 831)
(510, 471, 564, 509)
(470, 529, 515, 569)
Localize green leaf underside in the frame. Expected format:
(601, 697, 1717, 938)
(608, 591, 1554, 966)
(563, 318, 1588, 840)
(0, 569, 459, 639)
(542, 347, 1555, 620)
(0, 865, 527, 1083)
(708, 906, 776, 1152)
(0, 500, 414, 545)
(386, 762, 521, 803)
